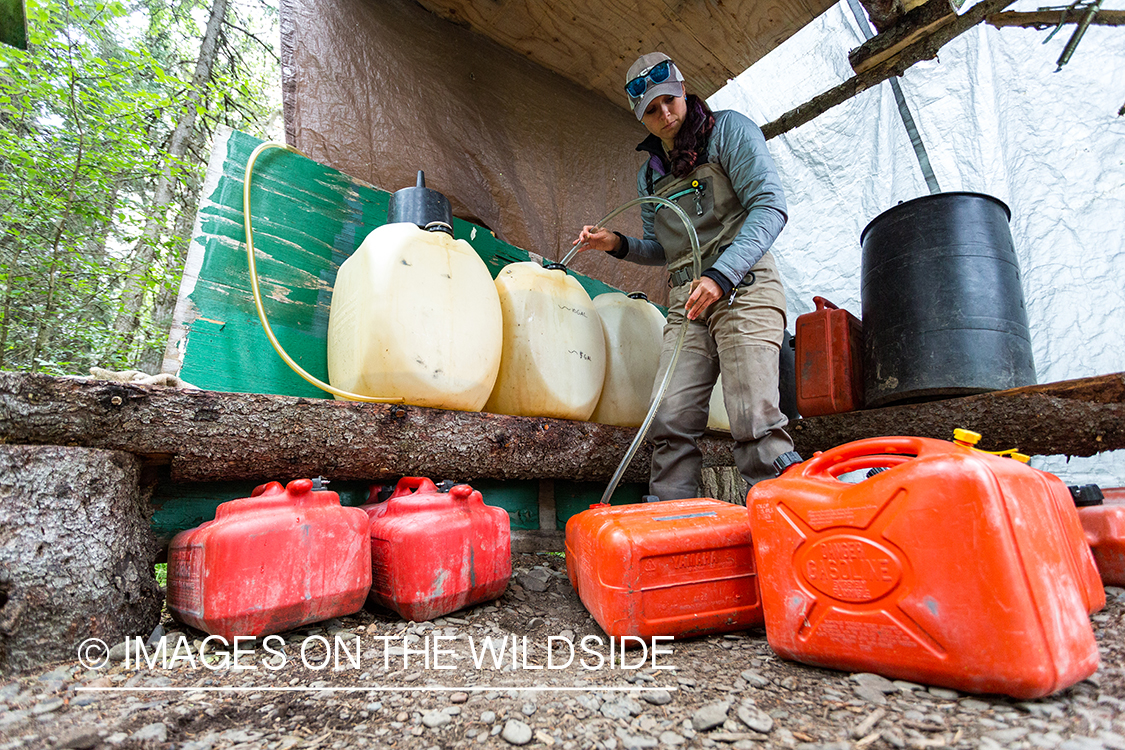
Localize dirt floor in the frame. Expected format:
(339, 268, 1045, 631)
(1, 552, 1123, 750)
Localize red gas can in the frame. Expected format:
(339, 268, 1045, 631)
(748, 436, 1103, 699)
(795, 296, 864, 417)
(565, 498, 763, 639)
(1077, 486, 1125, 587)
(361, 477, 510, 621)
(167, 478, 372, 640)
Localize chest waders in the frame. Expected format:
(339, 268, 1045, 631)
(650, 162, 749, 289)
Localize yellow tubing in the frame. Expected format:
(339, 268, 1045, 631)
(243, 141, 403, 403)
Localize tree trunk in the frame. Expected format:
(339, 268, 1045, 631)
(29, 24, 86, 368)
(0, 235, 22, 370)
(135, 205, 196, 374)
(85, 182, 119, 264)
(112, 0, 229, 346)
(0, 445, 162, 675)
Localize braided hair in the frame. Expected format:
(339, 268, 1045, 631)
(669, 95, 716, 178)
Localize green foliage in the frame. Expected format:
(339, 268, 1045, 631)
(0, 0, 280, 374)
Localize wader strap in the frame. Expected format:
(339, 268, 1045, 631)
(669, 263, 757, 289)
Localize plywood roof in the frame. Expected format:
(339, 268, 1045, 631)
(414, 0, 838, 107)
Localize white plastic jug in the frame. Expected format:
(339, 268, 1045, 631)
(485, 262, 606, 420)
(327, 222, 503, 411)
(589, 292, 666, 427)
(707, 374, 731, 432)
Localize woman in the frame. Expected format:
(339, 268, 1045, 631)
(574, 52, 797, 500)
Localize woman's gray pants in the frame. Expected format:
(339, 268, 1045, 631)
(648, 275, 794, 501)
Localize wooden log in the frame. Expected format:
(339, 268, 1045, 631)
(0, 446, 163, 674)
(0, 372, 736, 484)
(762, 0, 1019, 141)
(789, 372, 1125, 458)
(849, 0, 957, 74)
(2, 370, 1121, 492)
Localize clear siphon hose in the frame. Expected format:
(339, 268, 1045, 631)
(243, 142, 403, 403)
(565, 196, 702, 506)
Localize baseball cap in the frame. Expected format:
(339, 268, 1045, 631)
(625, 52, 685, 120)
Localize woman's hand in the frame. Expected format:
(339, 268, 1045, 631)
(685, 277, 723, 320)
(572, 226, 621, 254)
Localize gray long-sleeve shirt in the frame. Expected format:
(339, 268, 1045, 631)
(616, 110, 788, 290)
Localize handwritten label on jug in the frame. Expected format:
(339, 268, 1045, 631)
(798, 536, 901, 603)
(568, 350, 592, 361)
(557, 304, 588, 318)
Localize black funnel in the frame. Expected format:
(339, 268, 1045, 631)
(387, 171, 454, 236)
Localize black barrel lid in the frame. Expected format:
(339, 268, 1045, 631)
(387, 170, 454, 236)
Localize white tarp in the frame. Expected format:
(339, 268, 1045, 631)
(709, 0, 1125, 484)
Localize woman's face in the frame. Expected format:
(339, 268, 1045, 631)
(641, 94, 687, 146)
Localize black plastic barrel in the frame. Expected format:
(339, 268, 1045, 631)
(780, 329, 798, 421)
(860, 192, 1036, 408)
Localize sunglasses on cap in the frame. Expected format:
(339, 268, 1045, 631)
(625, 59, 673, 100)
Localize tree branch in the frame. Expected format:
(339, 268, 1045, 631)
(221, 17, 280, 63)
(986, 9, 1125, 28)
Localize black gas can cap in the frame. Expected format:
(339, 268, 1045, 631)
(772, 451, 804, 476)
(1068, 484, 1104, 507)
(387, 170, 454, 236)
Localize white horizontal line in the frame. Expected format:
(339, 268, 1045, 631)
(75, 685, 676, 693)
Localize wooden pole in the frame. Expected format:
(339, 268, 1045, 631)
(985, 9, 1125, 28)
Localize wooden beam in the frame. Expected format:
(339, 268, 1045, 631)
(761, 0, 1019, 141)
(412, 0, 839, 106)
(986, 9, 1125, 28)
(789, 372, 1125, 458)
(849, 0, 957, 75)
(0, 372, 736, 484)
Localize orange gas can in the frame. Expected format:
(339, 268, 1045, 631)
(795, 296, 864, 417)
(361, 477, 511, 621)
(1076, 486, 1125, 587)
(168, 478, 372, 640)
(748, 436, 1102, 699)
(565, 498, 763, 639)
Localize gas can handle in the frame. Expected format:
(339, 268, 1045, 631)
(798, 436, 940, 479)
(826, 453, 911, 479)
(389, 476, 439, 499)
(812, 296, 838, 312)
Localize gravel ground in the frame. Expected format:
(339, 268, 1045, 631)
(1, 552, 1123, 750)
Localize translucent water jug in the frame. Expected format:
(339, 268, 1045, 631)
(485, 262, 606, 420)
(707, 375, 729, 432)
(590, 292, 665, 427)
(327, 222, 503, 411)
